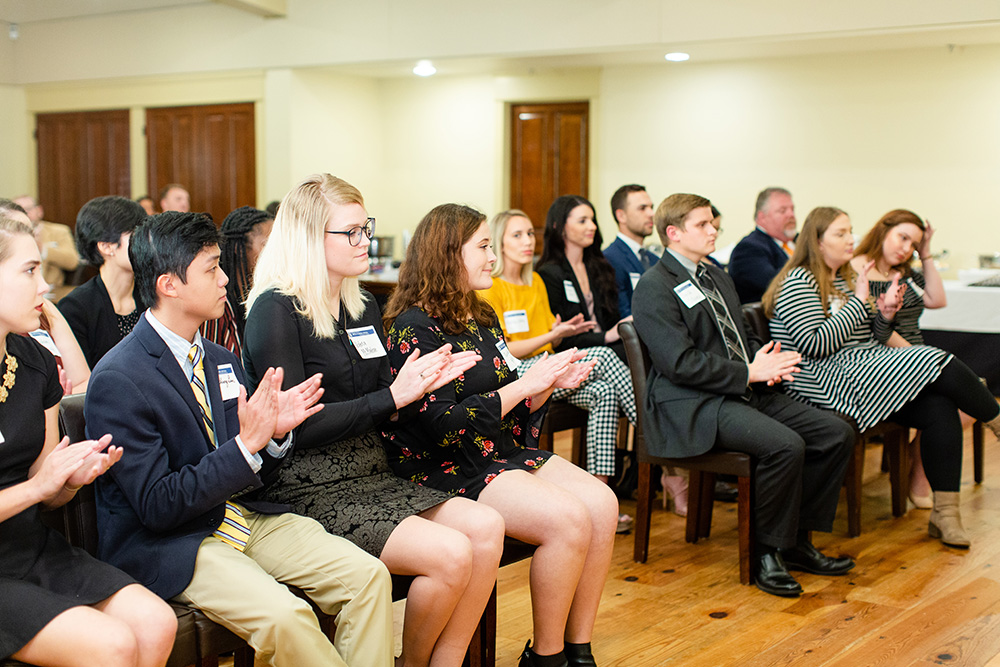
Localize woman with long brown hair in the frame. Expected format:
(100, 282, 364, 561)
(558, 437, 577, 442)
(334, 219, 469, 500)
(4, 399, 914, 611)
(850, 209, 947, 508)
(763, 207, 1000, 549)
(383, 203, 617, 667)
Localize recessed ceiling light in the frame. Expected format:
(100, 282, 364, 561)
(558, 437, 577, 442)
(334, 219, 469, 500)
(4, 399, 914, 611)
(664, 52, 690, 62)
(413, 60, 437, 77)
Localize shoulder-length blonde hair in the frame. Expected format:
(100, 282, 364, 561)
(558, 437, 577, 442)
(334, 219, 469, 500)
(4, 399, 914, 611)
(762, 206, 854, 318)
(853, 208, 925, 278)
(246, 174, 368, 339)
(489, 209, 534, 284)
(384, 203, 496, 336)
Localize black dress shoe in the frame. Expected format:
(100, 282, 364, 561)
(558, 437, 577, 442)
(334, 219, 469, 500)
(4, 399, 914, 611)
(754, 552, 803, 597)
(713, 481, 739, 502)
(565, 642, 597, 667)
(519, 641, 568, 667)
(779, 542, 855, 576)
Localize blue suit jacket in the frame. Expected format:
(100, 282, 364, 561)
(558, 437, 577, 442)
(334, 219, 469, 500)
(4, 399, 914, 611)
(86, 316, 287, 599)
(727, 228, 790, 304)
(602, 236, 658, 317)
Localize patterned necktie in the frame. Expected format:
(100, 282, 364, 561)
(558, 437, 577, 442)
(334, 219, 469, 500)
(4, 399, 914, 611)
(188, 344, 251, 551)
(638, 247, 655, 271)
(695, 265, 748, 366)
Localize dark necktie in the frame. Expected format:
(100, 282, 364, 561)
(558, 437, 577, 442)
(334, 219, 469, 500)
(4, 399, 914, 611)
(695, 265, 748, 366)
(638, 247, 655, 271)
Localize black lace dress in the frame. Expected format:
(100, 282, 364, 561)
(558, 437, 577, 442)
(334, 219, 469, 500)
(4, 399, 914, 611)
(243, 290, 449, 557)
(383, 307, 551, 500)
(0, 334, 134, 659)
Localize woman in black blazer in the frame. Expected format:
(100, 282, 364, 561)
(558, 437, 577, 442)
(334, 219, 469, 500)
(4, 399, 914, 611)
(58, 197, 147, 368)
(536, 195, 630, 361)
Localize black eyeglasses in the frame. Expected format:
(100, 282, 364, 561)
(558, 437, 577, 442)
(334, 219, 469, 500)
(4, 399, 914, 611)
(326, 218, 375, 246)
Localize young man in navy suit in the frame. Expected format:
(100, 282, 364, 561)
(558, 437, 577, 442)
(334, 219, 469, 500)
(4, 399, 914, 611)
(728, 186, 797, 304)
(86, 212, 393, 666)
(602, 184, 657, 318)
(631, 193, 855, 598)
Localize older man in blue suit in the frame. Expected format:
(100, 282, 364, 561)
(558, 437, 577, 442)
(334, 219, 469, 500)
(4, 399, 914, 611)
(602, 184, 657, 317)
(728, 187, 797, 304)
(86, 212, 393, 666)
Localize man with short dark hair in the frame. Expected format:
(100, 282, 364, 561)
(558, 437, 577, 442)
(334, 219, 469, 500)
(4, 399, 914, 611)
(728, 186, 797, 303)
(13, 194, 80, 301)
(602, 184, 656, 317)
(158, 184, 191, 213)
(632, 193, 855, 598)
(86, 211, 393, 666)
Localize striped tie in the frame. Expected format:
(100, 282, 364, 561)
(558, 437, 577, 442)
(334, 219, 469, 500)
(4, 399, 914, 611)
(695, 265, 748, 366)
(188, 344, 251, 552)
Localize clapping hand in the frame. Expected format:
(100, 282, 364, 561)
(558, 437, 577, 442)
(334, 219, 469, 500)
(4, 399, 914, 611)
(747, 341, 801, 386)
(551, 313, 596, 340)
(275, 369, 325, 438)
(391, 344, 482, 409)
(33, 434, 119, 501)
(854, 260, 875, 302)
(876, 272, 906, 320)
(552, 349, 596, 389)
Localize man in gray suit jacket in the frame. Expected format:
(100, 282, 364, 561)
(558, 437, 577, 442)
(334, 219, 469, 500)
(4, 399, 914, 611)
(631, 193, 855, 598)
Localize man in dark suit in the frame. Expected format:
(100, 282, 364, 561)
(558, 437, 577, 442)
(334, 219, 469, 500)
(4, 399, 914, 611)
(602, 184, 657, 317)
(86, 212, 393, 666)
(631, 193, 855, 598)
(728, 187, 797, 303)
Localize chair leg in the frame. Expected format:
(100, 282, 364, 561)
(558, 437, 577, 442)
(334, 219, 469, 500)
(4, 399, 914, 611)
(572, 428, 585, 469)
(463, 582, 497, 667)
(633, 462, 653, 563)
(685, 472, 704, 544)
(737, 474, 753, 585)
(198, 658, 220, 667)
(974, 421, 985, 484)
(697, 472, 716, 539)
(886, 428, 909, 518)
(233, 646, 254, 667)
(845, 435, 864, 537)
(537, 432, 553, 453)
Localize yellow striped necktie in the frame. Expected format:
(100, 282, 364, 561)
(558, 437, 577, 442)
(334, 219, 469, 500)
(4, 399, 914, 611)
(188, 344, 251, 552)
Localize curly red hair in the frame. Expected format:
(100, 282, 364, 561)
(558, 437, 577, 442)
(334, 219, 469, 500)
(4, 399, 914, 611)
(384, 203, 497, 336)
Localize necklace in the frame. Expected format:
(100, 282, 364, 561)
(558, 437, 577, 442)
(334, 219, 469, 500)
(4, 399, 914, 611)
(0, 353, 16, 403)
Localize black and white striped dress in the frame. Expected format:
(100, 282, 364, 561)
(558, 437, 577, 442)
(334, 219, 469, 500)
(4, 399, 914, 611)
(869, 270, 926, 345)
(769, 267, 950, 431)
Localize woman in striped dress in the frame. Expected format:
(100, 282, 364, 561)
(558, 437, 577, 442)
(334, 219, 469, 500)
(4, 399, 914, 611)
(762, 206, 1000, 548)
(850, 209, 947, 508)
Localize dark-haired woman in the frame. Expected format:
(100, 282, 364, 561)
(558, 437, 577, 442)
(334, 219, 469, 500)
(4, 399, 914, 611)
(384, 203, 616, 667)
(536, 195, 631, 362)
(58, 196, 148, 367)
(850, 209, 947, 508)
(200, 206, 273, 355)
(763, 207, 1000, 548)
(0, 217, 176, 666)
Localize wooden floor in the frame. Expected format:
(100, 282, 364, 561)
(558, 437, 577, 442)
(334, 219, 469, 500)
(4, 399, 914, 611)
(492, 424, 1000, 666)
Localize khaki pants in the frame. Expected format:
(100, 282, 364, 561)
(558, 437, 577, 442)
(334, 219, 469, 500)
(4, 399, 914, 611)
(173, 511, 393, 667)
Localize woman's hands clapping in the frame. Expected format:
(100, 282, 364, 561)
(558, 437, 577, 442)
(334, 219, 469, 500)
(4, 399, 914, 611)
(32, 434, 120, 501)
(876, 272, 906, 320)
(390, 344, 481, 409)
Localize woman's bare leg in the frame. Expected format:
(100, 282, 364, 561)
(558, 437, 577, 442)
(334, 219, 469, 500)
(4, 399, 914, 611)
(94, 584, 177, 667)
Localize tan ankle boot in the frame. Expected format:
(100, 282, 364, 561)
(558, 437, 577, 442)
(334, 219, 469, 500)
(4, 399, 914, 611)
(928, 491, 970, 548)
(986, 412, 1000, 441)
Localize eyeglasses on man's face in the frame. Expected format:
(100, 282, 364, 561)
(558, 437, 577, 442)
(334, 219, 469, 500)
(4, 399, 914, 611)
(326, 217, 375, 246)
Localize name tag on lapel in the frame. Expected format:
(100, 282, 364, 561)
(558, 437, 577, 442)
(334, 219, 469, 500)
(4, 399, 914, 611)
(346, 325, 388, 359)
(503, 309, 530, 334)
(629, 272, 642, 290)
(674, 280, 706, 309)
(563, 280, 580, 303)
(217, 364, 241, 400)
(29, 330, 61, 357)
(907, 277, 925, 298)
(496, 339, 521, 371)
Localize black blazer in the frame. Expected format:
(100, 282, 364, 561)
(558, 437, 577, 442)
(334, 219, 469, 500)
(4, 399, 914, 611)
(86, 316, 287, 599)
(58, 274, 147, 368)
(536, 258, 621, 352)
(727, 228, 790, 304)
(631, 252, 763, 459)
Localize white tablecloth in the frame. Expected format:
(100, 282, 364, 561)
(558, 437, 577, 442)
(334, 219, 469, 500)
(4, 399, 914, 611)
(920, 279, 1000, 333)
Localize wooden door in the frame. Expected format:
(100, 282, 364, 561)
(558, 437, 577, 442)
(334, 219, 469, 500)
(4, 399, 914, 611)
(35, 109, 131, 227)
(509, 102, 589, 253)
(146, 103, 256, 225)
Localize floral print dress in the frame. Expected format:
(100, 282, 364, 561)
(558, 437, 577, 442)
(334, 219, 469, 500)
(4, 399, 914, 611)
(384, 307, 551, 499)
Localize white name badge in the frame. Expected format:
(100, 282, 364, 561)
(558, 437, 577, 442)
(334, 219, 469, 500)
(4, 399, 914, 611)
(503, 309, 530, 334)
(0, 427, 4, 444)
(217, 363, 241, 400)
(346, 325, 388, 359)
(496, 339, 521, 371)
(629, 272, 642, 290)
(907, 277, 925, 298)
(563, 280, 580, 304)
(674, 280, 706, 309)
(28, 330, 61, 357)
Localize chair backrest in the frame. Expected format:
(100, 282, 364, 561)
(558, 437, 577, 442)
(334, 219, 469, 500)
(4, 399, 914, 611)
(619, 321, 652, 459)
(740, 301, 771, 343)
(55, 393, 101, 556)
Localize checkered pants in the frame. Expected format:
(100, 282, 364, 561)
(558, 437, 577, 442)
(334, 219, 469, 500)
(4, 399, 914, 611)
(520, 346, 636, 476)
